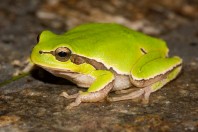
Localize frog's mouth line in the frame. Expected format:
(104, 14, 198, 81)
(37, 64, 95, 88)
(36, 64, 75, 74)
(44, 67, 75, 77)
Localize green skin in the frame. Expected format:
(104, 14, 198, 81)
(31, 23, 182, 109)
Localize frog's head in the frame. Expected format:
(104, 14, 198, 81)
(31, 30, 77, 72)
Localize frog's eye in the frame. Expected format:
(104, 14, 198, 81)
(55, 47, 71, 62)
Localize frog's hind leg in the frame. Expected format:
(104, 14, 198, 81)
(108, 57, 182, 102)
(114, 87, 139, 94)
(60, 92, 79, 99)
(108, 88, 145, 102)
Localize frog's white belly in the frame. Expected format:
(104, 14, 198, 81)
(46, 68, 132, 91)
(113, 75, 132, 91)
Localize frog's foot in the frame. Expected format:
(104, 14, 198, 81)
(60, 91, 79, 99)
(65, 81, 114, 109)
(107, 86, 152, 103)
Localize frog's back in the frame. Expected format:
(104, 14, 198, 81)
(62, 23, 168, 74)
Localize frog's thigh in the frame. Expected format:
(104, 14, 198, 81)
(130, 56, 182, 88)
(66, 70, 114, 109)
(108, 57, 182, 102)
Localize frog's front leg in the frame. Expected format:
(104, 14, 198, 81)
(108, 52, 182, 103)
(62, 70, 114, 109)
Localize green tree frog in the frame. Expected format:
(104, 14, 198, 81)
(31, 23, 182, 109)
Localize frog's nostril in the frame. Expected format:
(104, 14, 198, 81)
(39, 51, 43, 54)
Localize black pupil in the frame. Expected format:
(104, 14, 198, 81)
(58, 51, 67, 57)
